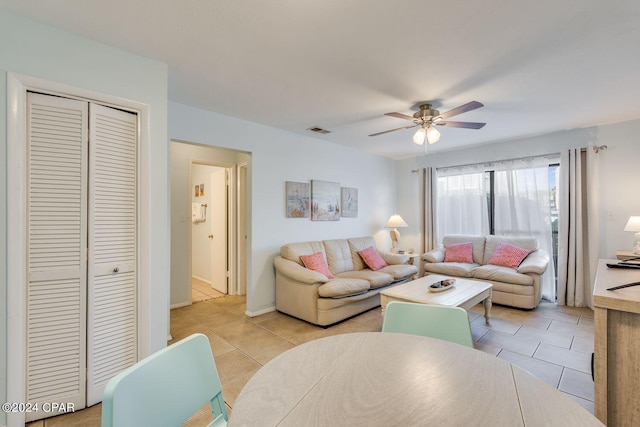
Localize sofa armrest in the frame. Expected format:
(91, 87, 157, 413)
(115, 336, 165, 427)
(422, 247, 445, 263)
(380, 251, 409, 265)
(517, 250, 549, 275)
(274, 256, 330, 284)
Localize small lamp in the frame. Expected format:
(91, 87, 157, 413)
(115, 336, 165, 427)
(624, 216, 640, 254)
(385, 214, 408, 251)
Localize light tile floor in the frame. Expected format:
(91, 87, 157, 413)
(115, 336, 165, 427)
(27, 297, 595, 426)
(191, 277, 226, 303)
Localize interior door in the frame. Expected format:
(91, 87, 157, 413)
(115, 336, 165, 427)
(25, 92, 88, 421)
(209, 167, 228, 293)
(86, 103, 138, 405)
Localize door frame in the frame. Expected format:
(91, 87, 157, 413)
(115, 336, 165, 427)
(6, 73, 151, 427)
(236, 162, 248, 295)
(189, 159, 236, 296)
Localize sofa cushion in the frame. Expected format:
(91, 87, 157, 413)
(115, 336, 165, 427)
(422, 247, 445, 263)
(381, 251, 410, 265)
(318, 278, 370, 298)
(444, 242, 473, 263)
(281, 241, 326, 265)
(517, 250, 549, 275)
(471, 265, 534, 286)
(483, 235, 538, 265)
(487, 243, 531, 269)
(300, 252, 334, 279)
(358, 247, 388, 271)
(424, 262, 479, 278)
(335, 270, 394, 289)
(378, 264, 417, 280)
(323, 239, 354, 274)
(443, 235, 486, 265)
(348, 236, 378, 270)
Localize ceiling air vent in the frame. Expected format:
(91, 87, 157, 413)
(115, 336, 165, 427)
(307, 126, 331, 134)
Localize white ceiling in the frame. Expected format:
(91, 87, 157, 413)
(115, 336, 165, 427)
(2, 0, 640, 159)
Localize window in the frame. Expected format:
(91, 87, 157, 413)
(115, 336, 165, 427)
(436, 155, 559, 301)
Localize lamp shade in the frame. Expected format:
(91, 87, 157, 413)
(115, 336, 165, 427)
(624, 216, 640, 232)
(426, 126, 440, 144)
(413, 128, 426, 145)
(385, 214, 408, 228)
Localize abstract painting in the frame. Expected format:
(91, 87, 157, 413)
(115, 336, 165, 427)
(311, 180, 340, 221)
(285, 181, 309, 218)
(341, 187, 358, 218)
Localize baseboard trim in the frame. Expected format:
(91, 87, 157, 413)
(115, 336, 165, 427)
(170, 301, 192, 309)
(192, 275, 211, 285)
(245, 306, 276, 317)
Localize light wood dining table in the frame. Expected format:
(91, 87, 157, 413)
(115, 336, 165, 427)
(229, 332, 603, 427)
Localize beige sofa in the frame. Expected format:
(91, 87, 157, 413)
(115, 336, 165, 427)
(422, 235, 549, 309)
(274, 236, 418, 326)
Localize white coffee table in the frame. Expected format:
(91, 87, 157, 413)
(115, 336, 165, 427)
(380, 274, 493, 324)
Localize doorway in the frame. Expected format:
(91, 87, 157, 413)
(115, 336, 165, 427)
(169, 140, 249, 309)
(7, 75, 151, 426)
(191, 162, 232, 302)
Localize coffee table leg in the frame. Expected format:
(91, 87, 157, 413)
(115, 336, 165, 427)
(483, 296, 492, 325)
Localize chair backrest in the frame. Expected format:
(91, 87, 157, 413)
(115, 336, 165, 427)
(382, 301, 474, 348)
(102, 333, 228, 427)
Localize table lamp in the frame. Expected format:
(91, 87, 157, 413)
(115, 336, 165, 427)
(385, 214, 408, 251)
(624, 216, 640, 254)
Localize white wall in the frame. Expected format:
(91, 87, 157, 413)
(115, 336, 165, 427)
(0, 11, 169, 425)
(595, 120, 640, 256)
(395, 120, 640, 260)
(169, 101, 399, 315)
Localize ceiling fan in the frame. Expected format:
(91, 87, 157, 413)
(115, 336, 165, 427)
(369, 101, 486, 146)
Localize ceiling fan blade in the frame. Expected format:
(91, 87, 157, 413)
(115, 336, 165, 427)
(436, 101, 484, 120)
(436, 121, 486, 129)
(369, 124, 418, 137)
(384, 112, 416, 121)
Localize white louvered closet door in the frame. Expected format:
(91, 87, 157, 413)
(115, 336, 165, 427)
(26, 93, 88, 421)
(26, 93, 138, 420)
(86, 104, 138, 405)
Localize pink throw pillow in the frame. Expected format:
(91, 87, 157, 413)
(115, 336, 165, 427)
(358, 247, 388, 271)
(444, 242, 473, 263)
(488, 243, 531, 269)
(300, 252, 334, 279)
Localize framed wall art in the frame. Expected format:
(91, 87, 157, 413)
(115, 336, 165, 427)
(311, 180, 340, 221)
(341, 187, 358, 218)
(285, 181, 310, 218)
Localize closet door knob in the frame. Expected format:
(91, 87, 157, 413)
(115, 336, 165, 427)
(113, 267, 120, 273)
(208, 234, 214, 239)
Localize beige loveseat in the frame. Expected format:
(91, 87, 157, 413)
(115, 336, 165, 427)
(274, 236, 418, 326)
(422, 235, 549, 309)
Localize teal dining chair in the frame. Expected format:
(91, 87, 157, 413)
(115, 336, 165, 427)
(102, 333, 228, 427)
(382, 301, 474, 348)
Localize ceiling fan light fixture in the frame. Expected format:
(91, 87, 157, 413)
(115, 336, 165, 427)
(426, 125, 440, 144)
(413, 127, 426, 145)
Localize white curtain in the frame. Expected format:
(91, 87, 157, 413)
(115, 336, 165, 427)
(493, 158, 556, 302)
(557, 148, 599, 308)
(436, 164, 489, 243)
